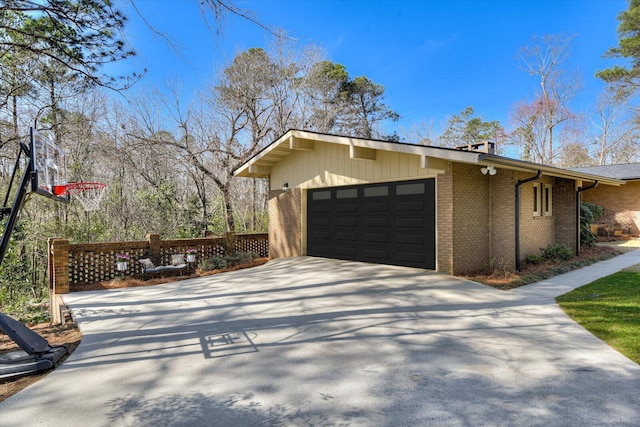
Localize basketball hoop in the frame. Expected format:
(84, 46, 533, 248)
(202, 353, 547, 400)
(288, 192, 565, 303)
(63, 182, 107, 212)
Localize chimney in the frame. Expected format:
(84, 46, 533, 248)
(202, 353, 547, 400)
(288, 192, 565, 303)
(455, 141, 495, 154)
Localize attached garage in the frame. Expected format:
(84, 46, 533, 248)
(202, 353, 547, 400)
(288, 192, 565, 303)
(234, 129, 623, 275)
(307, 179, 436, 269)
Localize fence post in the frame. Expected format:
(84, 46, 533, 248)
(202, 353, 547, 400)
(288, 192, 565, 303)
(49, 238, 70, 325)
(147, 233, 160, 256)
(223, 232, 236, 255)
(49, 238, 70, 294)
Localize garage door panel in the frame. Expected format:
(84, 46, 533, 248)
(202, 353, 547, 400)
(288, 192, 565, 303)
(396, 234, 424, 245)
(336, 231, 358, 241)
(311, 245, 332, 256)
(364, 233, 388, 243)
(364, 202, 389, 213)
(314, 217, 331, 227)
(312, 205, 331, 214)
(336, 246, 358, 257)
(363, 248, 389, 260)
(364, 217, 388, 228)
(308, 179, 435, 269)
(396, 251, 426, 264)
(396, 217, 424, 228)
(336, 203, 359, 213)
(336, 217, 358, 227)
(396, 201, 425, 212)
(313, 231, 331, 240)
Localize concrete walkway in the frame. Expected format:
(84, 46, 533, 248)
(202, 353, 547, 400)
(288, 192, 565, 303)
(2, 252, 640, 426)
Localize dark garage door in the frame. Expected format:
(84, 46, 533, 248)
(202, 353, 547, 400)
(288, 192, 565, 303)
(307, 179, 435, 269)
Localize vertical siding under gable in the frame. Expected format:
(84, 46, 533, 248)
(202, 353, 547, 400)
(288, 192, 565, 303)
(270, 142, 439, 190)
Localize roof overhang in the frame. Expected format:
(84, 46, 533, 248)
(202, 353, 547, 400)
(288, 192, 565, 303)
(233, 129, 625, 187)
(479, 154, 625, 186)
(234, 130, 482, 178)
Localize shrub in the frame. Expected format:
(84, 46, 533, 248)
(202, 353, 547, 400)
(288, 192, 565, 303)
(540, 243, 574, 263)
(198, 251, 256, 272)
(226, 251, 256, 266)
(524, 254, 544, 265)
(487, 257, 512, 277)
(199, 256, 228, 271)
(580, 202, 604, 247)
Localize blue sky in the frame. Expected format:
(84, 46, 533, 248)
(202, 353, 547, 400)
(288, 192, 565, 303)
(116, 0, 628, 137)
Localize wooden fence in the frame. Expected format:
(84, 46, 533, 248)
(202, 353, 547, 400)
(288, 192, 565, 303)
(49, 233, 269, 294)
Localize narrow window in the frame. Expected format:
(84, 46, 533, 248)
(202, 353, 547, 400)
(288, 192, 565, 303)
(312, 190, 331, 200)
(364, 186, 388, 197)
(336, 188, 358, 199)
(544, 184, 552, 216)
(533, 184, 541, 217)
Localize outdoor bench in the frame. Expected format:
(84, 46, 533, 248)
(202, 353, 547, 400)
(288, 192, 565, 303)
(138, 254, 188, 279)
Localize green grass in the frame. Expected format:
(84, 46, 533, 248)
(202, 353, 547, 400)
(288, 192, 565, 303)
(556, 271, 640, 364)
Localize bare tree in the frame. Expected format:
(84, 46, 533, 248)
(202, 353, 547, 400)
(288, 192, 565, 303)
(589, 91, 640, 165)
(510, 34, 580, 165)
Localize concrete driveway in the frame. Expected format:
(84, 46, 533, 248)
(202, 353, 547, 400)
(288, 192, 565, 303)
(2, 254, 640, 426)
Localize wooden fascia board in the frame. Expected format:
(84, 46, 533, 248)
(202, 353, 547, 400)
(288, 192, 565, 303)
(483, 157, 625, 186)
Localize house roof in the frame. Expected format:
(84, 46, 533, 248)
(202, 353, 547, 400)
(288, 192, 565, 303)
(569, 163, 640, 181)
(233, 129, 624, 186)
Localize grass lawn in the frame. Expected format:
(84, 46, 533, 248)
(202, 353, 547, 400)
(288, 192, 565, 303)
(556, 270, 640, 364)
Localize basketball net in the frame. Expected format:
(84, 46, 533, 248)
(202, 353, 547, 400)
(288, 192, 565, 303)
(62, 182, 107, 212)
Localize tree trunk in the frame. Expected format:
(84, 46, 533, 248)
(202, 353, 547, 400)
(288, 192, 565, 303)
(221, 185, 236, 232)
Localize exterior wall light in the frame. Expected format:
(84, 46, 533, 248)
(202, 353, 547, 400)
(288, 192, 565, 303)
(481, 165, 497, 176)
(282, 182, 289, 192)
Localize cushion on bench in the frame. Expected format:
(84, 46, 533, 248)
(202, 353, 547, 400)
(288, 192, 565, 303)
(139, 257, 187, 275)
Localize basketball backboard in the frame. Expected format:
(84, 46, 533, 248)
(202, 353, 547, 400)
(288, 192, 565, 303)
(29, 127, 69, 202)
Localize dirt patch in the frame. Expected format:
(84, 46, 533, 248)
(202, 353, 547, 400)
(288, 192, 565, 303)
(463, 245, 625, 290)
(1, 257, 268, 402)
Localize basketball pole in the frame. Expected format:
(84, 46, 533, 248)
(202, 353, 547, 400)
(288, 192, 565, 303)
(0, 144, 33, 266)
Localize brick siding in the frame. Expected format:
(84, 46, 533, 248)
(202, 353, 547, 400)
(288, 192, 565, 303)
(436, 165, 454, 274)
(489, 170, 516, 271)
(451, 163, 491, 275)
(581, 181, 640, 235)
(554, 178, 577, 252)
(268, 188, 302, 258)
(519, 176, 555, 259)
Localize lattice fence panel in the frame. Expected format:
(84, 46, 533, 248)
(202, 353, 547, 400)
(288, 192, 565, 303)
(235, 233, 269, 257)
(63, 234, 267, 287)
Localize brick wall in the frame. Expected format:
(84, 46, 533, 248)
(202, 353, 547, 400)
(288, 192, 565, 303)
(490, 170, 516, 271)
(268, 188, 302, 258)
(519, 175, 555, 258)
(582, 181, 640, 235)
(554, 178, 577, 252)
(451, 163, 491, 275)
(436, 165, 454, 274)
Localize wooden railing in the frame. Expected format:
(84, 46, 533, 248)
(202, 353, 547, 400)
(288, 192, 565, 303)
(48, 233, 269, 294)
